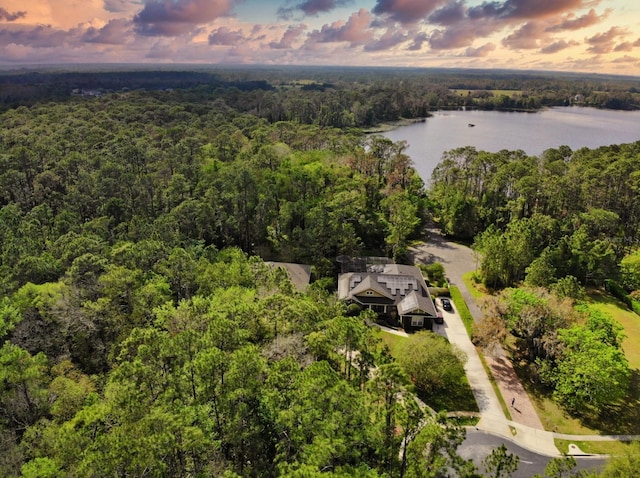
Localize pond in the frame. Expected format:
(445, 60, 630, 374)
(381, 107, 640, 184)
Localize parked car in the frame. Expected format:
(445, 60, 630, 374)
(440, 297, 453, 311)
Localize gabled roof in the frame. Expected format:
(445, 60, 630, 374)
(398, 290, 437, 317)
(350, 275, 395, 300)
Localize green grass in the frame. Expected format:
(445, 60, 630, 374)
(585, 289, 640, 369)
(555, 438, 632, 455)
(449, 285, 475, 337)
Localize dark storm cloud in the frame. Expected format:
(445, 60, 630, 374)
(134, 0, 233, 36)
(0, 7, 26, 22)
(372, 0, 448, 25)
(278, 0, 353, 19)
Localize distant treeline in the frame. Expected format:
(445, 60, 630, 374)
(0, 66, 638, 121)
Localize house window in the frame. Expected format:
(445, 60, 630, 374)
(411, 317, 424, 327)
(365, 290, 374, 296)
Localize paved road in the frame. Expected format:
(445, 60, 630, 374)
(409, 228, 546, 433)
(460, 429, 606, 478)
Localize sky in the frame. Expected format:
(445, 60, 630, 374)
(1, 0, 639, 75)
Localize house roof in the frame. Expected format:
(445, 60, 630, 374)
(338, 264, 437, 317)
(398, 290, 437, 317)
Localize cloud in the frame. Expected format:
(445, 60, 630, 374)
(546, 8, 609, 32)
(83, 18, 133, 44)
(278, 0, 353, 19)
(407, 32, 428, 50)
(540, 39, 579, 54)
(363, 27, 409, 51)
(614, 42, 633, 53)
(0, 24, 75, 48)
(469, 0, 598, 21)
(306, 8, 373, 46)
(372, 0, 448, 25)
(464, 42, 496, 57)
(502, 21, 546, 49)
(208, 26, 245, 45)
(104, 0, 143, 14)
(635, 38, 640, 47)
(428, 2, 467, 26)
(269, 24, 307, 49)
(134, 0, 233, 36)
(586, 26, 627, 54)
(0, 7, 26, 22)
(611, 55, 639, 64)
(428, 19, 497, 50)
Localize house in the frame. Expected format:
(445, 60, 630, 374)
(337, 263, 440, 331)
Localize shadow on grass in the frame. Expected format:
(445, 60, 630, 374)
(582, 370, 640, 435)
(420, 380, 480, 414)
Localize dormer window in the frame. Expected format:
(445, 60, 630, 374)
(365, 290, 374, 296)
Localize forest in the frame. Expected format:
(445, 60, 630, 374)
(1, 66, 639, 476)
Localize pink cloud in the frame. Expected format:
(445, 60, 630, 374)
(469, 0, 599, 21)
(134, 0, 233, 36)
(502, 21, 546, 49)
(373, 0, 448, 25)
(546, 8, 609, 32)
(586, 26, 628, 54)
(269, 24, 307, 49)
(464, 42, 496, 57)
(208, 26, 245, 45)
(540, 39, 579, 54)
(0, 7, 26, 22)
(0, 24, 75, 48)
(83, 18, 133, 45)
(307, 8, 374, 46)
(614, 42, 633, 53)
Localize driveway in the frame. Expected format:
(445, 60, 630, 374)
(409, 227, 550, 440)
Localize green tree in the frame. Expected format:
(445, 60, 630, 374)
(482, 444, 519, 478)
(396, 331, 467, 398)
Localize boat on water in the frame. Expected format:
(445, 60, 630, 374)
(468, 123, 475, 127)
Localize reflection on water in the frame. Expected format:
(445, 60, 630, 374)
(381, 107, 640, 184)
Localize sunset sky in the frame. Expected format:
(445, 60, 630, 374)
(1, 0, 639, 75)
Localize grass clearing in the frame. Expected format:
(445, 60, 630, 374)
(555, 439, 632, 456)
(449, 286, 475, 337)
(585, 289, 640, 369)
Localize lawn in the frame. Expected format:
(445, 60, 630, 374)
(585, 289, 640, 370)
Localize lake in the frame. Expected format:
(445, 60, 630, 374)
(381, 107, 640, 185)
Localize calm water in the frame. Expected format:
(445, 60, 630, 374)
(381, 107, 640, 185)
